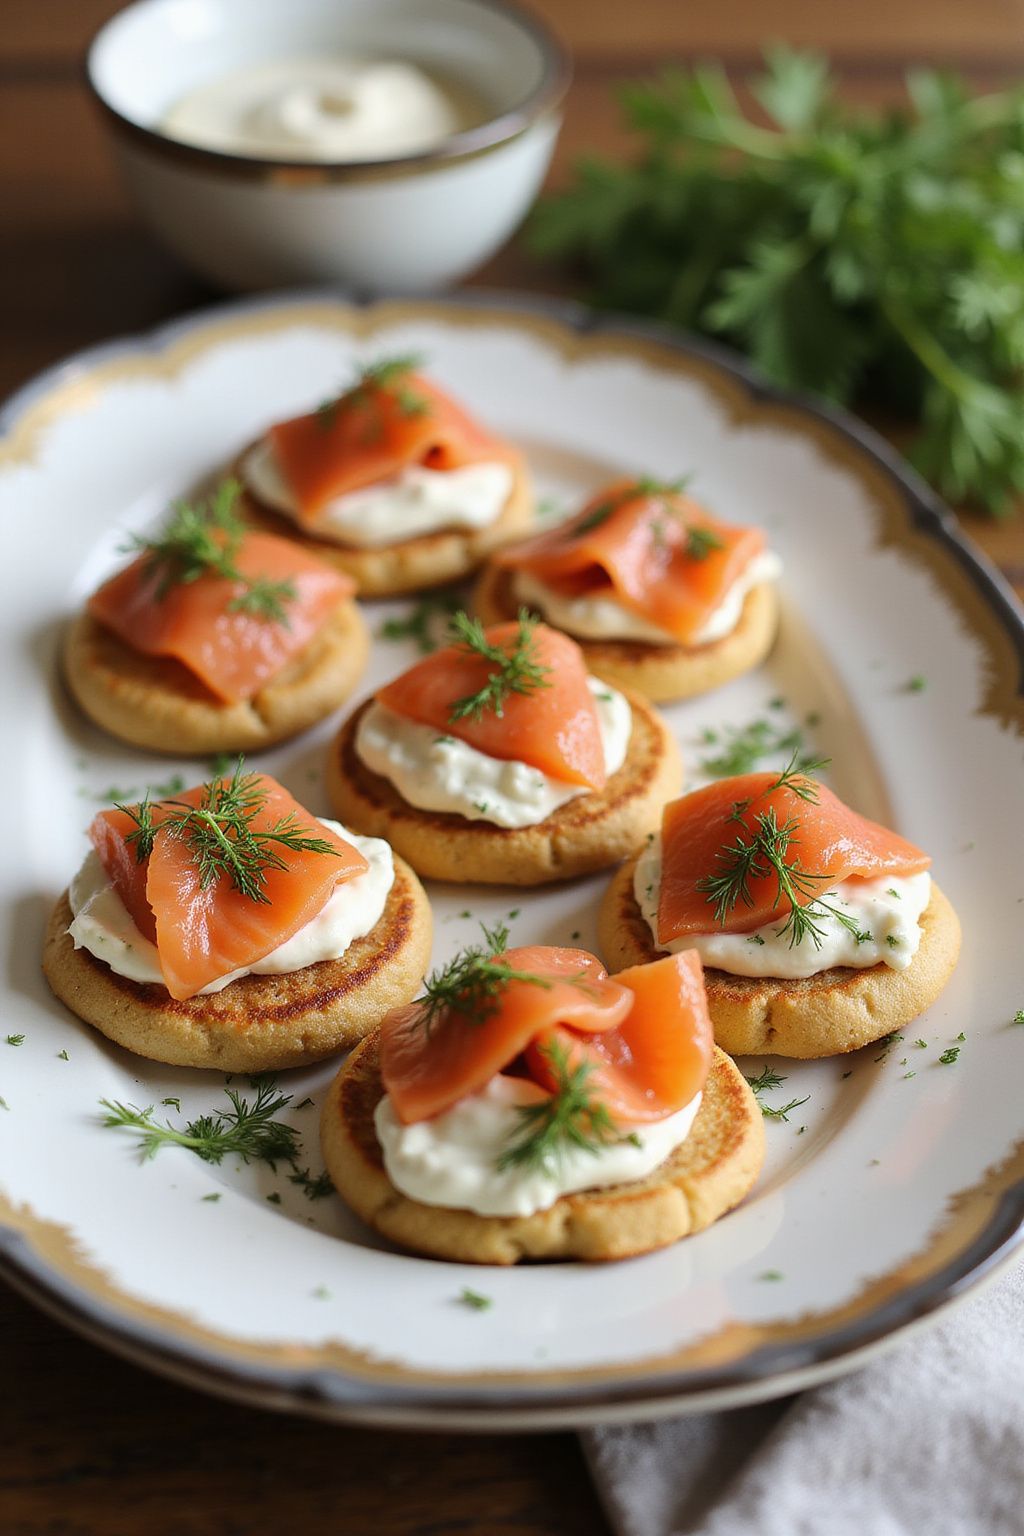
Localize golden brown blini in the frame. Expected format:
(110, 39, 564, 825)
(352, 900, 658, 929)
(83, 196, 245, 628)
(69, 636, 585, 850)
(472, 561, 779, 704)
(326, 692, 683, 885)
(236, 450, 534, 598)
(598, 859, 962, 1059)
(63, 598, 369, 756)
(320, 1037, 764, 1264)
(42, 857, 432, 1072)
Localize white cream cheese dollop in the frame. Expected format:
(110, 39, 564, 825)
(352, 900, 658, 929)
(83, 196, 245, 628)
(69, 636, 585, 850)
(161, 58, 480, 162)
(67, 820, 393, 995)
(375, 1073, 703, 1218)
(355, 676, 632, 829)
(242, 436, 513, 548)
(514, 551, 782, 647)
(634, 836, 931, 980)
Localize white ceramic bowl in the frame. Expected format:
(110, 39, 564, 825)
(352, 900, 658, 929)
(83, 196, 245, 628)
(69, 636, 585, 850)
(87, 0, 570, 293)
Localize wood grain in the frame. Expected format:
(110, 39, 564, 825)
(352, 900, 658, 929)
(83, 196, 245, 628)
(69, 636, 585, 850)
(1, 3, 1022, 1534)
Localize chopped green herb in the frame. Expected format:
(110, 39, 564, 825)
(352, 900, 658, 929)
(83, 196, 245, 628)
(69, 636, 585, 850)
(266, 1191, 282, 1205)
(1013, 1010, 1024, 1025)
(903, 1071, 917, 1080)
(886, 934, 900, 949)
(874, 1031, 904, 1063)
(956, 1031, 966, 1042)
(887, 888, 901, 899)
(288, 1166, 334, 1201)
(0, 1097, 9, 1111)
(458, 1287, 493, 1311)
(312, 1285, 332, 1300)
(296, 1096, 315, 1110)
(744, 1065, 808, 1122)
(57, 1049, 69, 1061)
(5, 1035, 24, 1047)
(162, 1096, 181, 1111)
(747, 934, 766, 946)
(915, 1039, 928, 1048)
(759, 1269, 784, 1282)
(938, 1046, 961, 1065)
(201, 1193, 221, 1203)
(379, 588, 463, 654)
(905, 675, 927, 693)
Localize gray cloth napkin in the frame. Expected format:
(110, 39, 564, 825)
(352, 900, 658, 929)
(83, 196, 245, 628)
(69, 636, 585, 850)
(583, 1258, 1024, 1536)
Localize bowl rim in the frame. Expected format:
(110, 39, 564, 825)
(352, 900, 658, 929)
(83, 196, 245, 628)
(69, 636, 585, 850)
(85, 0, 572, 185)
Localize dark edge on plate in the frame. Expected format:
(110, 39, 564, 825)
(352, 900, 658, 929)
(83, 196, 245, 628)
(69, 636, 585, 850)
(1, 286, 1023, 1427)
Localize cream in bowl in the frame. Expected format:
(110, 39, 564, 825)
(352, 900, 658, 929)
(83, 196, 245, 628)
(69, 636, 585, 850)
(161, 57, 487, 162)
(86, 0, 570, 293)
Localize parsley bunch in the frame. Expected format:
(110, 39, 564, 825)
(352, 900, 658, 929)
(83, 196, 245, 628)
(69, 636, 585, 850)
(532, 47, 1024, 513)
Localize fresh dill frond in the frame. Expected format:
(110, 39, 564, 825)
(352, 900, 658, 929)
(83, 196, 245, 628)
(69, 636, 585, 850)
(447, 608, 551, 722)
(769, 749, 830, 799)
(124, 480, 296, 626)
(117, 759, 340, 900)
(744, 1065, 787, 1096)
(317, 353, 429, 430)
(496, 1040, 624, 1176)
(416, 920, 554, 1033)
(760, 1095, 809, 1123)
(685, 524, 726, 560)
(100, 1077, 300, 1166)
(378, 588, 463, 653)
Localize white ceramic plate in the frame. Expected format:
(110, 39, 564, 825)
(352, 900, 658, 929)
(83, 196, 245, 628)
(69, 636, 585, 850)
(1, 293, 1022, 1429)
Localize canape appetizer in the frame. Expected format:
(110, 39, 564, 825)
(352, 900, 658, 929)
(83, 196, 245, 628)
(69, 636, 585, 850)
(320, 927, 764, 1263)
(473, 477, 780, 702)
(65, 481, 368, 754)
(235, 354, 532, 597)
(598, 759, 961, 1058)
(42, 764, 432, 1071)
(328, 610, 682, 885)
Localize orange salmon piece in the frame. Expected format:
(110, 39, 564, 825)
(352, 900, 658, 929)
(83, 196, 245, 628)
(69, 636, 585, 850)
(497, 480, 764, 644)
(89, 774, 368, 1000)
(270, 373, 515, 525)
(88, 532, 353, 704)
(380, 948, 632, 1124)
(657, 774, 931, 944)
(526, 951, 713, 1123)
(376, 620, 607, 790)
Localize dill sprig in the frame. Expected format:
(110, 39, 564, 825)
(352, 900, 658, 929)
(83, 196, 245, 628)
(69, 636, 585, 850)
(685, 524, 726, 560)
(117, 758, 340, 902)
(317, 353, 430, 431)
(496, 1040, 627, 1175)
(744, 1065, 809, 1122)
(100, 1077, 300, 1166)
(125, 480, 297, 624)
(447, 609, 551, 722)
(697, 756, 870, 950)
(416, 921, 554, 1034)
(572, 475, 692, 537)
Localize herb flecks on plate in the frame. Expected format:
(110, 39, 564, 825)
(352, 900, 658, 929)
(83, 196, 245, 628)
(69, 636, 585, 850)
(532, 48, 1024, 514)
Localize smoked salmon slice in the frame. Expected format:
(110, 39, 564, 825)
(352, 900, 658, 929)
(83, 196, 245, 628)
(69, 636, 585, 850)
(90, 771, 368, 1000)
(269, 363, 516, 525)
(497, 479, 764, 644)
(657, 771, 931, 944)
(89, 530, 354, 704)
(381, 947, 632, 1124)
(380, 944, 712, 1128)
(376, 618, 608, 790)
(526, 952, 713, 1123)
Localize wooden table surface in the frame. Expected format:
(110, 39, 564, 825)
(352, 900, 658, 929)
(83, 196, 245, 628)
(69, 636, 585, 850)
(2, 4, 1022, 1533)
